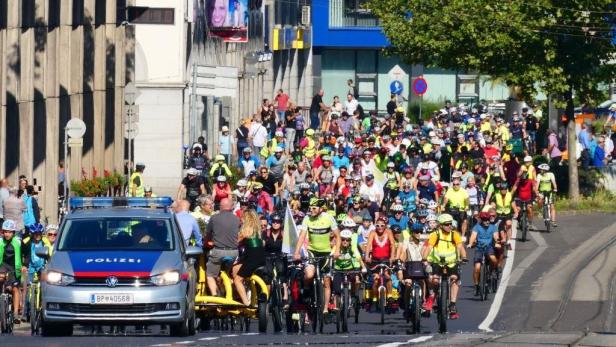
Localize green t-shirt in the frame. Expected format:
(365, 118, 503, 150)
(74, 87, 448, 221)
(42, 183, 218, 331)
(301, 214, 337, 253)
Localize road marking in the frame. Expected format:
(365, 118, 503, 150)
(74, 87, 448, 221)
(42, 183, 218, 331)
(478, 221, 518, 332)
(223, 334, 239, 337)
(375, 335, 433, 347)
(242, 332, 259, 336)
(150, 344, 171, 347)
(199, 337, 219, 341)
(175, 341, 194, 345)
(508, 229, 547, 286)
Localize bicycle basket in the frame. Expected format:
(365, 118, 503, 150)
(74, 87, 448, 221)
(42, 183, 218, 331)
(404, 261, 427, 279)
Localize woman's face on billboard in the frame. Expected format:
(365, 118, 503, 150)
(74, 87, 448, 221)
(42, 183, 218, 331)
(211, 0, 227, 27)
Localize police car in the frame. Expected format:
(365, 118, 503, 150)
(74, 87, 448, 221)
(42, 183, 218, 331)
(38, 197, 202, 337)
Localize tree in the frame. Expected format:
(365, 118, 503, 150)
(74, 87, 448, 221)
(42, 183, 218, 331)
(368, 0, 616, 200)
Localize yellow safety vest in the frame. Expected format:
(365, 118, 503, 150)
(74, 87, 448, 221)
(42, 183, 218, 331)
(304, 137, 316, 159)
(129, 172, 145, 197)
(428, 230, 458, 266)
(495, 191, 512, 215)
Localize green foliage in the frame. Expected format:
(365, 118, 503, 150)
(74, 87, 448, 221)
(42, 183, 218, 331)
(367, 0, 616, 106)
(70, 177, 110, 197)
(407, 101, 442, 122)
(555, 189, 616, 212)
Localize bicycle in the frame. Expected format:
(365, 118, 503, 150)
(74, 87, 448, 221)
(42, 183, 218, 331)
(28, 271, 42, 335)
(541, 192, 553, 233)
(369, 263, 394, 325)
(475, 246, 496, 302)
(401, 261, 426, 334)
(331, 269, 362, 333)
(517, 200, 529, 242)
(265, 254, 288, 333)
(431, 257, 465, 334)
(306, 255, 332, 334)
(0, 272, 14, 335)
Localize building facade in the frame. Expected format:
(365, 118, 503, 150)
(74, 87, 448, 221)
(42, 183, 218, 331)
(0, 0, 132, 222)
(311, 0, 510, 112)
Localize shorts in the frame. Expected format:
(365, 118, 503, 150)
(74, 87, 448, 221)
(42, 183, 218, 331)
(332, 270, 359, 294)
(307, 251, 332, 273)
(206, 248, 239, 277)
(263, 255, 288, 283)
(430, 263, 460, 279)
(473, 246, 495, 263)
(539, 191, 554, 204)
(0, 265, 20, 288)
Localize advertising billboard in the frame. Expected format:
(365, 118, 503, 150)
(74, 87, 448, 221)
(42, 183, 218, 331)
(207, 0, 249, 42)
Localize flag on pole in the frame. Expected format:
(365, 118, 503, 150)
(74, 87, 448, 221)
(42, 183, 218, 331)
(367, 160, 385, 199)
(282, 203, 305, 256)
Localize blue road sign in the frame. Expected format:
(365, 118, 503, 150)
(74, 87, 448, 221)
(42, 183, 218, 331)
(412, 77, 428, 96)
(390, 80, 404, 95)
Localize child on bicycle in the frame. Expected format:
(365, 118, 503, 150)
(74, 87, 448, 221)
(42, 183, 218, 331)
(332, 229, 365, 310)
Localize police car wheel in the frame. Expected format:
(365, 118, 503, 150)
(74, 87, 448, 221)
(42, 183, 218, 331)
(170, 302, 193, 337)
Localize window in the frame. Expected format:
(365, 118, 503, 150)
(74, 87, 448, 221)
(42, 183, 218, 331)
(330, 0, 379, 27)
(127, 7, 175, 25)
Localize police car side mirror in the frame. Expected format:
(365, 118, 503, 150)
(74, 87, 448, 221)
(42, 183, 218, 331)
(35, 246, 50, 259)
(185, 246, 203, 258)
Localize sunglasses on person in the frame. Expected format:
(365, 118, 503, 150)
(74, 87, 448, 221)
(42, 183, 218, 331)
(47, 232, 58, 236)
(442, 223, 453, 227)
(272, 220, 281, 224)
(453, 183, 460, 186)
(342, 238, 351, 242)
(376, 224, 386, 228)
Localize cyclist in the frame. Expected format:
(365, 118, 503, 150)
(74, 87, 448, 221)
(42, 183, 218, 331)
(397, 182, 418, 214)
(388, 204, 409, 234)
(332, 229, 365, 309)
(177, 168, 207, 210)
(442, 178, 470, 237)
(467, 212, 500, 296)
(397, 223, 426, 313)
(357, 214, 374, 255)
(384, 162, 401, 201)
(364, 217, 396, 300)
(0, 220, 28, 324)
(512, 165, 538, 230)
(294, 198, 341, 314)
(22, 223, 50, 321)
(421, 214, 467, 319)
(44, 224, 58, 252)
(232, 209, 265, 306)
(536, 163, 558, 227)
(263, 213, 288, 306)
(492, 182, 517, 241)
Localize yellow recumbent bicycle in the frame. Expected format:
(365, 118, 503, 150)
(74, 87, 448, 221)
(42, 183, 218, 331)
(195, 254, 269, 332)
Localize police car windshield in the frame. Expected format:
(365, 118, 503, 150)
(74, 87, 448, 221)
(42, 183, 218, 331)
(58, 218, 175, 251)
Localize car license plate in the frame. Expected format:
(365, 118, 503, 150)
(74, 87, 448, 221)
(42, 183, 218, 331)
(90, 293, 134, 305)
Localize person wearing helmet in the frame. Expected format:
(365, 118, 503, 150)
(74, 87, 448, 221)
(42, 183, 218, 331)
(359, 174, 383, 220)
(398, 181, 418, 214)
(413, 209, 429, 231)
(302, 128, 318, 159)
(294, 197, 340, 313)
(248, 182, 274, 215)
(442, 178, 470, 238)
(536, 163, 558, 227)
(266, 146, 288, 183)
(384, 162, 401, 201)
(233, 179, 250, 202)
(263, 212, 289, 305)
(521, 155, 536, 180)
(491, 182, 517, 241)
(238, 147, 261, 178)
(44, 224, 58, 251)
(143, 185, 156, 198)
(0, 219, 28, 323)
(177, 168, 207, 210)
(468, 212, 500, 297)
(357, 214, 374, 254)
(512, 162, 538, 231)
(426, 214, 438, 232)
(365, 216, 396, 301)
(417, 175, 439, 203)
(207, 154, 231, 184)
(129, 162, 146, 197)
(212, 175, 232, 208)
(298, 183, 313, 213)
(188, 145, 207, 177)
(332, 228, 365, 305)
(421, 213, 467, 319)
(397, 220, 427, 313)
(389, 204, 409, 237)
(316, 154, 335, 196)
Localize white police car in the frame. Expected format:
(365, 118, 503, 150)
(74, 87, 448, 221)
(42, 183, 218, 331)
(38, 197, 202, 336)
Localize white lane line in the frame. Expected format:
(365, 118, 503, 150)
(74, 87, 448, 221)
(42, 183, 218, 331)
(198, 337, 219, 341)
(150, 344, 171, 347)
(223, 334, 239, 337)
(242, 332, 259, 336)
(478, 221, 518, 332)
(175, 341, 194, 345)
(376, 335, 433, 347)
(508, 229, 547, 286)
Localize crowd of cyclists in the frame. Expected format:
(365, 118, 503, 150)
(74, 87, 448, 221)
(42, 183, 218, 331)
(0, 94, 565, 332)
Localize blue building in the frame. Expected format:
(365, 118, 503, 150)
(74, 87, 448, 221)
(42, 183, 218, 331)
(311, 0, 509, 112)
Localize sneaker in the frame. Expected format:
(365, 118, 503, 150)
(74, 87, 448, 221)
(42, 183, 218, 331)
(552, 221, 558, 227)
(422, 294, 435, 311)
(449, 303, 459, 320)
(474, 285, 480, 296)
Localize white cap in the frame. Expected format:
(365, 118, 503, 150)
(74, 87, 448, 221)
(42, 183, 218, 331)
(480, 114, 487, 119)
(428, 131, 436, 137)
(524, 155, 533, 162)
(222, 126, 229, 132)
(274, 146, 283, 152)
(275, 130, 284, 137)
(187, 168, 198, 175)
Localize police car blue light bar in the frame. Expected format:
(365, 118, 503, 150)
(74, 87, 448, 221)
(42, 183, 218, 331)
(69, 197, 174, 211)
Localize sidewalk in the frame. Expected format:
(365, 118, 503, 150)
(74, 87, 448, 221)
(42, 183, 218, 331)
(417, 332, 616, 346)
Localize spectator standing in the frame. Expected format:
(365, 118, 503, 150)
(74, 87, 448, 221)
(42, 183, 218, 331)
(344, 93, 359, 116)
(3, 187, 26, 232)
(285, 108, 297, 154)
(309, 89, 329, 130)
(218, 126, 234, 164)
(249, 116, 269, 157)
(274, 89, 290, 122)
(235, 118, 251, 155)
(545, 129, 562, 168)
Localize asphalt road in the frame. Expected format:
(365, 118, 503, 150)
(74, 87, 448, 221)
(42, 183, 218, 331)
(4, 212, 616, 346)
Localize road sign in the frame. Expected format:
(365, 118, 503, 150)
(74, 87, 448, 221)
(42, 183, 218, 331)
(67, 138, 83, 147)
(388, 64, 406, 81)
(390, 80, 404, 95)
(124, 105, 140, 122)
(66, 118, 86, 138)
(412, 76, 428, 96)
(124, 82, 140, 105)
(124, 124, 139, 139)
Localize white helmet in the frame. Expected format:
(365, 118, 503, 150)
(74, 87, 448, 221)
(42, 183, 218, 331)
(341, 218, 357, 228)
(538, 163, 550, 171)
(391, 204, 404, 212)
(340, 229, 353, 239)
(237, 179, 247, 187)
(426, 214, 437, 222)
(428, 201, 438, 210)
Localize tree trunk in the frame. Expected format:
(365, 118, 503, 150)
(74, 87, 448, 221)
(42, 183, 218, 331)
(565, 89, 579, 202)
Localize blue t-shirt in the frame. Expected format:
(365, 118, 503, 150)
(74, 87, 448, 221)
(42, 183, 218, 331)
(472, 223, 497, 248)
(389, 216, 409, 231)
(397, 190, 417, 213)
(333, 155, 350, 170)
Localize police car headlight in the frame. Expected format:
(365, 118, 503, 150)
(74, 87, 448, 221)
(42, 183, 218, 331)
(151, 271, 180, 286)
(46, 271, 75, 286)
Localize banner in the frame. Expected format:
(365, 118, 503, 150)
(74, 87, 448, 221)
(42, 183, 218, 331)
(282, 203, 305, 256)
(206, 0, 248, 42)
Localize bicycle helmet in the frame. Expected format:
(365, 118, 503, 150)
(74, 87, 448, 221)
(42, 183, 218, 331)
(416, 209, 429, 218)
(391, 225, 402, 234)
(309, 197, 322, 207)
(391, 204, 404, 213)
(28, 223, 45, 234)
(538, 163, 550, 171)
(427, 201, 438, 210)
(1, 220, 16, 231)
(215, 154, 225, 162)
(271, 213, 283, 222)
(237, 179, 247, 187)
(437, 213, 454, 225)
(387, 162, 395, 168)
(45, 224, 59, 232)
(418, 198, 429, 206)
(341, 218, 357, 228)
(479, 211, 491, 221)
(426, 214, 437, 222)
(217, 175, 227, 182)
(340, 229, 353, 239)
(144, 185, 153, 193)
(411, 223, 424, 233)
(362, 215, 373, 222)
(337, 213, 348, 223)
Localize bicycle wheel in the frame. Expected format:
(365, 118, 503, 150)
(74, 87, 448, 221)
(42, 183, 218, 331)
(341, 287, 349, 333)
(258, 300, 268, 333)
(379, 287, 386, 325)
(30, 285, 40, 335)
(335, 295, 341, 333)
(403, 285, 411, 323)
(0, 297, 7, 334)
(438, 279, 448, 333)
(412, 285, 421, 334)
(520, 213, 528, 242)
(271, 284, 283, 333)
(480, 262, 488, 301)
(543, 203, 551, 233)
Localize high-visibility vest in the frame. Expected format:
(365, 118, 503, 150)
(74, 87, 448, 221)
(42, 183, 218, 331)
(428, 230, 458, 266)
(304, 137, 316, 158)
(129, 172, 145, 197)
(495, 191, 512, 215)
